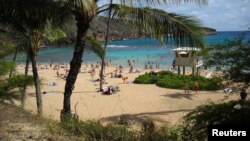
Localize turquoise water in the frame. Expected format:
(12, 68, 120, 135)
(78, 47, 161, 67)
(13, 31, 250, 69)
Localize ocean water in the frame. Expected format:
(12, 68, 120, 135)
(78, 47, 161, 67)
(13, 31, 250, 69)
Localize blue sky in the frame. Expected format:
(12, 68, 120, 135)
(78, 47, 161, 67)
(98, 0, 250, 31)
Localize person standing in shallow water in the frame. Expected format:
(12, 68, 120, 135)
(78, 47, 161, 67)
(194, 81, 199, 94)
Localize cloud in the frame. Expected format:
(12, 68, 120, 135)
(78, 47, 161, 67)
(97, 0, 250, 31)
(160, 0, 250, 31)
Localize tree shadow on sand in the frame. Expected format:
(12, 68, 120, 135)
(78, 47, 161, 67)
(161, 92, 196, 100)
(100, 109, 193, 125)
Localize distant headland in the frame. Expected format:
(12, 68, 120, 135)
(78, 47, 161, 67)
(0, 16, 217, 45)
(64, 16, 217, 42)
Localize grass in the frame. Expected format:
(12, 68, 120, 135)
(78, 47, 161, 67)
(2, 99, 249, 141)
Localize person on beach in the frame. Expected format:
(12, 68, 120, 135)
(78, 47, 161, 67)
(184, 81, 189, 94)
(56, 69, 59, 77)
(91, 68, 95, 80)
(127, 59, 131, 66)
(119, 65, 123, 69)
(129, 65, 133, 73)
(122, 76, 128, 84)
(194, 81, 199, 94)
(149, 64, 153, 69)
(172, 59, 176, 70)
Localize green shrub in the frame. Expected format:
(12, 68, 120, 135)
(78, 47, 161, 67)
(134, 71, 223, 90)
(0, 74, 34, 98)
(182, 100, 250, 141)
(134, 72, 158, 84)
(140, 119, 183, 141)
(0, 61, 15, 76)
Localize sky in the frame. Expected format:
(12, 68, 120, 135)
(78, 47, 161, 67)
(98, 0, 250, 31)
(163, 0, 250, 31)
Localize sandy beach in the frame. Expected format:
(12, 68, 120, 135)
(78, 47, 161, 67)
(16, 63, 242, 126)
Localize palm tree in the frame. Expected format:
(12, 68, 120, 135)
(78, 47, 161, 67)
(22, 46, 30, 108)
(99, 0, 113, 91)
(0, 0, 71, 115)
(61, 0, 207, 118)
(8, 46, 18, 78)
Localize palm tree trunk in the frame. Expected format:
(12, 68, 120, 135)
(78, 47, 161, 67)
(100, 0, 113, 91)
(99, 57, 105, 91)
(9, 46, 18, 78)
(29, 47, 43, 115)
(21, 50, 30, 108)
(61, 13, 92, 119)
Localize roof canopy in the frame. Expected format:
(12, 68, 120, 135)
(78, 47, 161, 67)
(178, 51, 188, 54)
(173, 47, 200, 51)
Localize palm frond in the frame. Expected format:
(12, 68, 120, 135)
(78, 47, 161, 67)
(85, 36, 105, 59)
(43, 22, 67, 42)
(0, 0, 26, 33)
(0, 44, 15, 59)
(0, 62, 16, 76)
(59, 0, 98, 14)
(0, 0, 72, 35)
(117, 0, 207, 7)
(99, 4, 205, 48)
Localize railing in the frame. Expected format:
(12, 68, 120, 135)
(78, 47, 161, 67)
(175, 58, 203, 67)
(195, 60, 203, 67)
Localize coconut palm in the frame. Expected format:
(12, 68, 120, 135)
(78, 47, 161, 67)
(60, 0, 207, 118)
(0, 0, 71, 115)
(99, 0, 113, 91)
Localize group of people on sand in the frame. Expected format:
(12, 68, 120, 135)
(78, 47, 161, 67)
(55, 65, 69, 79)
(102, 85, 120, 95)
(37, 63, 69, 79)
(183, 81, 199, 95)
(184, 81, 248, 100)
(129, 65, 141, 73)
(110, 66, 129, 84)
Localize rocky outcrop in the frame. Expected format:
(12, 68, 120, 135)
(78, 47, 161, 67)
(200, 27, 217, 35)
(63, 16, 217, 42)
(0, 16, 217, 45)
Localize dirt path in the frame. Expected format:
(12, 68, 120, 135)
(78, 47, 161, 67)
(0, 102, 49, 141)
(0, 102, 83, 141)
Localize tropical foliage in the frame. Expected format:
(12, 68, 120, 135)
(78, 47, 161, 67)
(205, 33, 250, 85)
(0, 44, 34, 99)
(1, 0, 208, 118)
(0, 0, 71, 114)
(0, 44, 15, 79)
(182, 100, 250, 140)
(134, 71, 223, 90)
(0, 75, 34, 99)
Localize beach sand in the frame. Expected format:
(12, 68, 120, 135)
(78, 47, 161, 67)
(16, 63, 242, 127)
